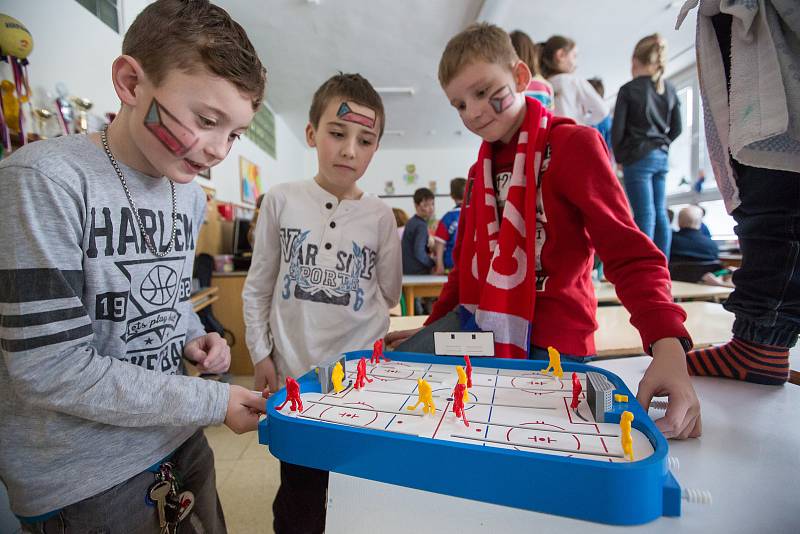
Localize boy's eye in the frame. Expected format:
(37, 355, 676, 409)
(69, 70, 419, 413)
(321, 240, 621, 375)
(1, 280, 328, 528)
(229, 133, 241, 141)
(360, 139, 374, 146)
(198, 115, 216, 128)
(330, 131, 344, 138)
(476, 89, 486, 98)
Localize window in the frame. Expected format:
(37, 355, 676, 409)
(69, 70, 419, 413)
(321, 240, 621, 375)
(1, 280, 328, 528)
(76, 0, 120, 33)
(245, 105, 277, 159)
(663, 67, 736, 240)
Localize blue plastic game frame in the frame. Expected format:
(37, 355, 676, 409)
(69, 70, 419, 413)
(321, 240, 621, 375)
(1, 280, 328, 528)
(258, 351, 681, 525)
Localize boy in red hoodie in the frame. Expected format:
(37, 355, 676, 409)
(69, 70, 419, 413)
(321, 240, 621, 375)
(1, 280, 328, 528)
(387, 23, 701, 440)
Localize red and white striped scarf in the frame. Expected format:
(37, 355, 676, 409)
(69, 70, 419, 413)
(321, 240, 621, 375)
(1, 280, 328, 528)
(457, 97, 553, 358)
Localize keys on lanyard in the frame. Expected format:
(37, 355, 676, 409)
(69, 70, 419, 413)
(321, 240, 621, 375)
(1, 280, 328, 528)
(147, 461, 195, 534)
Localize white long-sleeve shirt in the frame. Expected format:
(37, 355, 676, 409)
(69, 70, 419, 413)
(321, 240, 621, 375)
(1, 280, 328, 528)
(243, 179, 402, 379)
(549, 73, 610, 126)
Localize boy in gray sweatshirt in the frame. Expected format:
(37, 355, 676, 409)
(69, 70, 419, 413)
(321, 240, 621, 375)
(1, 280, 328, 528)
(0, 1, 267, 531)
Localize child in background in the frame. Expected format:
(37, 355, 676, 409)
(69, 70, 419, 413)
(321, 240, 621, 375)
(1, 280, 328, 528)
(612, 34, 682, 260)
(540, 35, 609, 125)
(242, 73, 402, 533)
(388, 23, 701, 441)
(587, 77, 613, 159)
(393, 206, 409, 240)
(434, 177, 467, 274)
(401, 187, 436, 275)
(509, 30, 554, 111)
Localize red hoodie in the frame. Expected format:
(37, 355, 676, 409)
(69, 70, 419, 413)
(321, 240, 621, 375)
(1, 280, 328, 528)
(427, 119, 691, 357)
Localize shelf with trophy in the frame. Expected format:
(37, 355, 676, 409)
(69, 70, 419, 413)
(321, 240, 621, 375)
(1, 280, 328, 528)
(0, 13, 110, 159)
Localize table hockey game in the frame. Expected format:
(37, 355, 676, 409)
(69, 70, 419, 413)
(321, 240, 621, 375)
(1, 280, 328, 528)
(258, 351, 682, 525)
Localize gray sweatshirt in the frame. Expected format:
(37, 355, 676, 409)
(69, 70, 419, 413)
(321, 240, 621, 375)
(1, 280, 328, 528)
(0, 135, 229, 517)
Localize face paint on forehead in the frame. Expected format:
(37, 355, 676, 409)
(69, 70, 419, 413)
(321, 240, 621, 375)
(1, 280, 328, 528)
(143, 98, 199, 157)
(489, 85, 515, 114)
(336, 101, 376, 129)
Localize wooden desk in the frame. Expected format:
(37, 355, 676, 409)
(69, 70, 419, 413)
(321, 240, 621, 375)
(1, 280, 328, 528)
(211, 272, 252, 375)
(389, 302, 734, 358)
(190, 286, 219, 312)
(326, 355, 800, 533)
(594, 281, 733, 304)
(402, 275, 449, 316)
(594, 301, 733, 357)
(718, 252, 742, 268)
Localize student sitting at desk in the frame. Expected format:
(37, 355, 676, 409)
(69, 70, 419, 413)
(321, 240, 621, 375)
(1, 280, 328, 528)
(671, 205, 719, 262)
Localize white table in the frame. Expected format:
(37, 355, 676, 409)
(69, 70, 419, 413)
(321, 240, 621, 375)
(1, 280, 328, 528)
(326, 357, 800, 533)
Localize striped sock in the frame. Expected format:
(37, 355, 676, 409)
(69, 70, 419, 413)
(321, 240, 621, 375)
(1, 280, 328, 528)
(686, 338, 789, 385)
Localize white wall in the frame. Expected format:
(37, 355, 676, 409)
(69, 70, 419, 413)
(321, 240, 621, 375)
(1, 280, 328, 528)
(305, 142, 481, 220)
(4, 0, 306, 204)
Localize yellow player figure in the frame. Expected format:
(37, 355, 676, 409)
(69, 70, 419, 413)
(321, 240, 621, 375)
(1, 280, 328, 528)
(407, 378, 436, 415)
(331, 361, 345, 393)
(455, 365, 469, 403)
(620, 411, 634, 461)
(542, 346, 564, 379)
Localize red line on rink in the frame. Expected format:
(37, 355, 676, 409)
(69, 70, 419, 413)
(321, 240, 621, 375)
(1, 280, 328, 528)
(432, 401, 451, 439)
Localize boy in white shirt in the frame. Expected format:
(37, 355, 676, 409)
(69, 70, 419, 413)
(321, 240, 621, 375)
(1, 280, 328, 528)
(242, 72, 402, 533)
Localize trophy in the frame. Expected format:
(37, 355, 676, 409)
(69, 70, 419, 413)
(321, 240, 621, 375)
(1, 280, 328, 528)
(32, 108, 53, 139)
(72, 96, 93, 133)
(54, 82, 73, 135)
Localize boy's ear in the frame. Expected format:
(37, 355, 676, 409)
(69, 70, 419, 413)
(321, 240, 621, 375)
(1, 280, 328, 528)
(111, 55, 146, 106)
(305, 122, 317, 148)
(512, 60, 532, 93)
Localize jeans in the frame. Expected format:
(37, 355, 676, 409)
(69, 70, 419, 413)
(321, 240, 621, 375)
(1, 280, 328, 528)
(623, 148, 672, 259)
(395, 311, 594, 361)
(23, 430, 226, 534)
(724, 161, 800, 348)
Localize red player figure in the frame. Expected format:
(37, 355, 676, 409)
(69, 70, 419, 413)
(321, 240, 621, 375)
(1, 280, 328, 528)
(371, 338, 389, 364)
(570, 372, 582, 410)
(276, 377, 303, 412)
(464, 355, 473, 388)
(452, 383, 469, 427)
(354, 356, 373, 390)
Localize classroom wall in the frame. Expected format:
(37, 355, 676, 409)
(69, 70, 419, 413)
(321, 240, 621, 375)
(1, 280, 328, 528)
(4, 0, 307, 205)
(304, 142, 481, 220)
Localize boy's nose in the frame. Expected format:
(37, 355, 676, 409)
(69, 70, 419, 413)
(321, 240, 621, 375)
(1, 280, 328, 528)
(204, 133, 230, 162)
(340, 138, 356, 158)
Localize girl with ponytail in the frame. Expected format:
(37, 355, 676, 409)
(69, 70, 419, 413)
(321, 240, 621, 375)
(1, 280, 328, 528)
(611, 33, 682, 259)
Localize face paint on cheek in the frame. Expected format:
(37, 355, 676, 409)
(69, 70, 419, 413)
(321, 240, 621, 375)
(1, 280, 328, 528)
(336, 102, 376, 129)
(143, 98, 199, 157)
(489, 85, 515, 114)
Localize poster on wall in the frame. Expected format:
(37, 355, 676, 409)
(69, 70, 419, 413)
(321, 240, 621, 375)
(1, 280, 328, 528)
(239, 156, 262, 205)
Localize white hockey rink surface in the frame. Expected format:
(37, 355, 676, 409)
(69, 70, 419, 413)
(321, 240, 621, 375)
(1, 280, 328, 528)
(279, 360, 654, 462)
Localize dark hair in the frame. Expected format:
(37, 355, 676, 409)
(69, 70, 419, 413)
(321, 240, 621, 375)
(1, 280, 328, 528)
(509, 30, 541, 77)
(540, 35, 576, 78)
(309, 72, 385, 138)
(450, 177, 467, 201)
(123, 0, 266, 109)
(587, 78, 604, 98)
(413, 187, 435, 205)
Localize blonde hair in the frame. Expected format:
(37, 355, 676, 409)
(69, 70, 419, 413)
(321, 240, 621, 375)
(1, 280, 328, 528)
(633, 33, 668, 94)
(438, 23, 518, 88)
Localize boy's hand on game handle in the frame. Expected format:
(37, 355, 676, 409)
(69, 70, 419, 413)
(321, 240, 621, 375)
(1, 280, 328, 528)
(225, 385, 266, 434)
(254, 356, 279, 396)
(184, 332, 231, 374)
(637, 338, 702, 440)
(385, 328, 423, 350)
